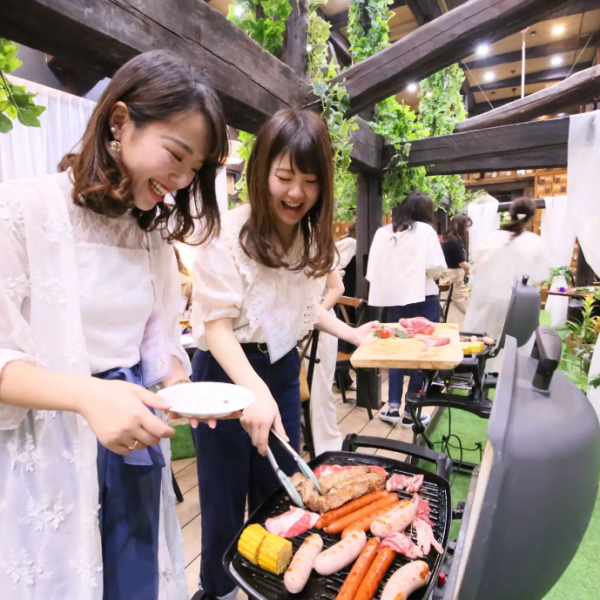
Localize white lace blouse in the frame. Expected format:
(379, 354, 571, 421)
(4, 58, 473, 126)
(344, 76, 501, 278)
(0, 171, 189, 600)
(191, 204, 325, 351)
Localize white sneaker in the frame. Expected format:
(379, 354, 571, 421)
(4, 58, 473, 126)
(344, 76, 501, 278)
(401, 413, 431, 429)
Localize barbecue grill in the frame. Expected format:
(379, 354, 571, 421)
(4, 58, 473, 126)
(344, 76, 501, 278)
(223, 326, 600, 600)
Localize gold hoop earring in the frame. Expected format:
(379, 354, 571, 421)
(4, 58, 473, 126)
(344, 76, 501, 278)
(109, 140, 121, 152)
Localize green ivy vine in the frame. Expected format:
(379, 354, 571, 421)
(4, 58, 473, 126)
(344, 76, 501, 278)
(348, 0, 393, 63)
(0, 39, 45, 133)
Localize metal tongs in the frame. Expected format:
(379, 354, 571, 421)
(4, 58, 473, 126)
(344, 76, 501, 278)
(266, 429, 322, 508)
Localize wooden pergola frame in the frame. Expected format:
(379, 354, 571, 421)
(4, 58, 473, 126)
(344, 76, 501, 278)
(0, 0, 591, 407)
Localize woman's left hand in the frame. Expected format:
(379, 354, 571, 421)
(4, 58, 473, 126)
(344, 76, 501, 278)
(352, 321, 380, 346)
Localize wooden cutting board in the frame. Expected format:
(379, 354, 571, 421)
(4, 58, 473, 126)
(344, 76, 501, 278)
(350, 322, 463, 370)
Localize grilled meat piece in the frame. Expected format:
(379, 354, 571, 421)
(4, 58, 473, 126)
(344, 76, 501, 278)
(318, 466, 371, 494)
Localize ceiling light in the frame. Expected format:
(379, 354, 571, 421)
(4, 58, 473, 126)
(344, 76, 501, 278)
(406, 83, 418, 93)
(426, 91, 433, 98)
(484, 71, 494, 82)
(234, 5, 244, 16)
(551, 56, 563, 67)
(552, 24, 566, 36)
(476, 44, 490, 56)
(306, 44, 313, 52)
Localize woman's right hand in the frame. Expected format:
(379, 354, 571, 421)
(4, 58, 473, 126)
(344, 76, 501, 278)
(240, 390, 288, 457)
(77, 378, 174, 455)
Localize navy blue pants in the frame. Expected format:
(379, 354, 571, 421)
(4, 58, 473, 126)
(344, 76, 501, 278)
(386, 295, 441, 409)
(95, 365, 164, 600)
(191, 348, 301, 597)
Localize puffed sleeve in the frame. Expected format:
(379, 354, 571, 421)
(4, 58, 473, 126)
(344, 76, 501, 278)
(190, 230, 244, 330)
(425, 227, 447, 280)
(0, 188, 44, 430)
(161, 244, 192, 375)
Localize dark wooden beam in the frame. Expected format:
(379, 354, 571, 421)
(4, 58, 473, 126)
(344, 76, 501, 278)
(461, 79, 477, 114)
(474, 61, 592, 91)
(468, 178, 535, 194)
(316, 0, 574, 117)
(457, 65, 600, 132)
(404, 116, 570, 174)
(325, 0, 406, 30)
(282, 0, 308, 79)
(330, 29, 352, 67)
(349, 117, 384, 173)
(464, 32, 600, 70)
(0, 0, 310, 134)
(547, 0, 600, 19)
(405, 0, 443, 26)
(471, 96, 518, 115)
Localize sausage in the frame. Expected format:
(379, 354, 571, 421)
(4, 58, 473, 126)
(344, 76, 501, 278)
(316, 490, 389, 529)
(313, 530, 368, 576)
(380, 560, 430, 600)
(325, 495, 398, 534)
(371, 499, 417, 539)
(284, 534, 323, 594)
(341, 499, 401, 539)
(335, 538, 380, 600)
(353, 547, 396, 600)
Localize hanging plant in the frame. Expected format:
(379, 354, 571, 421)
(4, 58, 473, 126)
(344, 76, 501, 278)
(0, 39, 46, 133)
(347, 0, 393, 63)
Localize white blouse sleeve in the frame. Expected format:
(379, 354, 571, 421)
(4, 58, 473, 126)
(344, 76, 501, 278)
(365, 230, 383, 283)
(425, 228, 447, 280)
(0, 190, 44, 430)
(191, 231, 244, 324)
(162, 244, 192, 375)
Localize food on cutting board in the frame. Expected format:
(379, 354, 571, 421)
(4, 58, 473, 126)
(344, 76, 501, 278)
(335, 537, 380, 600)
(373, 325, 409, 340)
(380, 560, 430, 600)
(324, 494, 399, 534)
(420, 336, 451, 348)
(284, 533, 323, 593)
(371, 499, 417, 539)
(313, 530, 368, 576)
(353, 546, 396, 600)
(238, 523, 268, 564)
(413, 517, 444, 555)
(313, 464, 388, 479)
(386, 473, 424, 494)
(316, 490, 389, 529)
(399, 317, 436, 336)
(379, 532, 423, 559)
(265, 507, 319, 538)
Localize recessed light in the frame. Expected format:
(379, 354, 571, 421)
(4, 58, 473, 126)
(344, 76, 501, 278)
(477, 44, 490, 56)
(425, 91, 433, 98)
(552, 24, 566, 36)
(306, 44, 313, 52)
(484, 71, 495, 82)
(234, 5, 244, 16)
(407, 83, 418, 93)
(551, 56, 563, 66)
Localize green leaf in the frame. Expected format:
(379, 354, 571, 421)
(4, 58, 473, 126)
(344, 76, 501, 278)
(5, 104, 17, 119)
(313, 81, 328, 98)
(17, 110, 41, 127)
(0, 111, 13, 133)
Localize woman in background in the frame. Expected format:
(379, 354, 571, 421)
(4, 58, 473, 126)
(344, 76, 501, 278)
(367, 193, 446, 427)
(441, 214, 472, 329)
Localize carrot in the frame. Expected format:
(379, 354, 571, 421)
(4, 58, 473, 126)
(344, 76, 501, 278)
(325, 495, 398, 535)
(316, 491, 389, 529)
(335, 538, 380, 600)
(353, 547, 396, 600)
(341, 499, 400, 539)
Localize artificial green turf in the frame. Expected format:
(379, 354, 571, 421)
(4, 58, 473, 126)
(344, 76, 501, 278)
(170, 424, 196, 461)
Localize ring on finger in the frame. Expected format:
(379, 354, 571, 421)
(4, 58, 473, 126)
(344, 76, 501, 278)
(129, 440, 140, 451)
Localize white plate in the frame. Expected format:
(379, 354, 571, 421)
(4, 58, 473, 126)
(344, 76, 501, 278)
(158, 382, 254, 419)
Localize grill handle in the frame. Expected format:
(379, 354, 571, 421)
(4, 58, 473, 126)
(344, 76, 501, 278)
(342, 434, 452, 479)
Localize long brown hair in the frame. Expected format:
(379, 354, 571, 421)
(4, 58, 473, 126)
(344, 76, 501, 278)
(61, 50, 228, 244)
(501, 197, 536, 238)
(240, 109, 335, 278)
(443, 214, 472, 247)
(392, 192, 435, 233)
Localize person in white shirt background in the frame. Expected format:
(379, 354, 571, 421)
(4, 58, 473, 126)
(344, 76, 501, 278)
(0, 51, 231, 600)
(189, 109, 377, 600)
(367, 193, 447, 428)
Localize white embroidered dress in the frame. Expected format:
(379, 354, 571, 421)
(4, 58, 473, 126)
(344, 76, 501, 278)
(191, 204, 325, 349)
(0, 171, 189, 600)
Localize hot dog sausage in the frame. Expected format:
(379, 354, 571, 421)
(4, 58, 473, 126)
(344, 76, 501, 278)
(370, 499, 416, 539)
(353, 547, 396, 600)
(316, 491, 389, 529)
(325, 495, 398, 534)
(313, 530, 367, 576)
(341, 500, 401, 539)
(380, 560, 430, 600)
(335, 538, 380, 600)
(284, 534, 323, 594)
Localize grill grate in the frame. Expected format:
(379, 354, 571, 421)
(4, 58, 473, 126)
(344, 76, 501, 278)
(223, 450, 452, 600)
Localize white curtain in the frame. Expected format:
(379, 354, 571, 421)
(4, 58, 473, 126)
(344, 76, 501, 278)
(567, 111, 600, 420)
(466, 193, 499, 260)
(0, 75, 95, 182)
(540, 195, 576, 328)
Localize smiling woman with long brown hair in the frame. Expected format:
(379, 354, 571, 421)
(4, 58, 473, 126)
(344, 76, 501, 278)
(189, 109, 377, 599)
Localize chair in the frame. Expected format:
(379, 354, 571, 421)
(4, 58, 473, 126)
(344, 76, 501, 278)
(438, 282, 454, 323)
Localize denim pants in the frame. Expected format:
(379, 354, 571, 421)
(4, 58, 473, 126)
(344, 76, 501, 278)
(191, 348, 301, 597)
(386, 295, 441, 410)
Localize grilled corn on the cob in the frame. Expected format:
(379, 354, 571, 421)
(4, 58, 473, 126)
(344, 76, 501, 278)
(257, 533, 293, 575)
(238, 524, 268, 565)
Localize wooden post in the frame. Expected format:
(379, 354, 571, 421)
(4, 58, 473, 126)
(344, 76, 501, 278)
(355, 174, 383, 410)
(282, 0, 308, 79)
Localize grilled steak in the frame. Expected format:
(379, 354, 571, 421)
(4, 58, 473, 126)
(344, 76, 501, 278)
(318, 466, 371, 494)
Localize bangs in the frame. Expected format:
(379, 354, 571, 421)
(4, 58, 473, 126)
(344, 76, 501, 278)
(270, 119, 325, 179)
